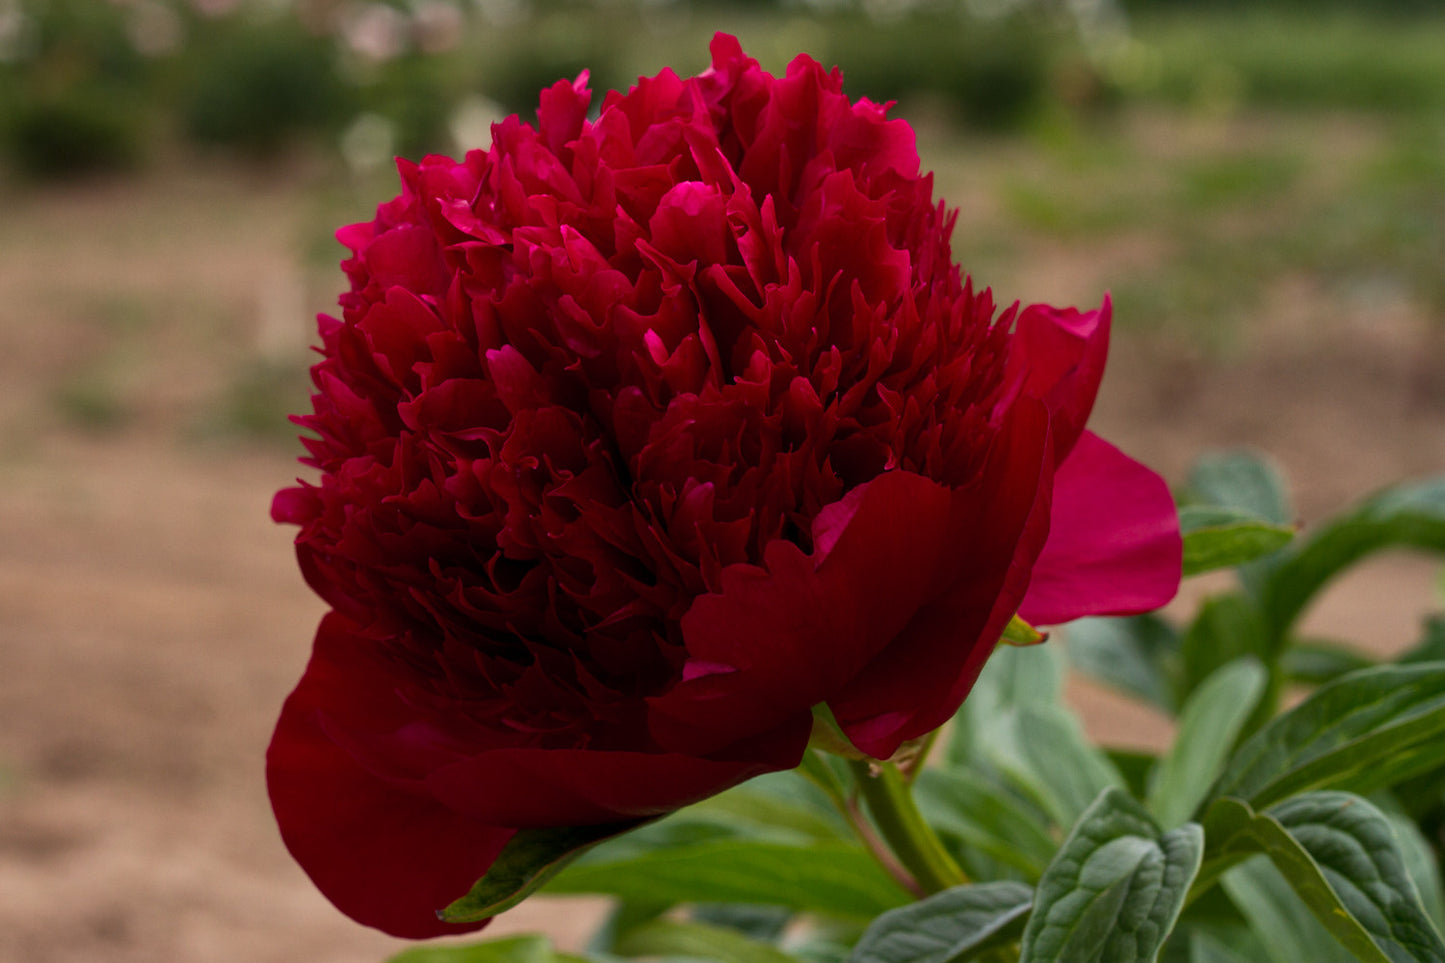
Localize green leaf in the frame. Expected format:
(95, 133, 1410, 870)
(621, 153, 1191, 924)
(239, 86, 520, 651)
(947, 642, 1064, 767)
(440, 821, 642, 923)
(691, 904, 794, 942)
(1187, 449, 1294, 527)
(1400, 616, 1445, 665)
(1186, 450, 1296, 596)
(567, 816, 749, 866)
(388, 935, 555, 963)
(974, 642, 1066, 708)
(1019, 788, 1203, 963)
(1147, 658, 1267, 829)
(1382, 808, 1445, 934)
(1177, 594, 1270, 705)
(686, 773, 848, 841)
(1209, 664, 1445, 811)
(914, 768, 1057, 880)
(588, 900, 672, 955)
(1260, 478, 1445, 638)
(793, 919, 867, 963)
(1065, 615, 1180, 713)
(1179, 506, 1295, 577)
(792, 938, 854, 963)
(1109, 749, 1160, 802)
(984, 704, 1126, 830)
(614, 920, 800, 963)
(543, 840, 911, 919)
(1201, 797, 1386, 961)
(1282, 640, 1377, 686)
(848, 881, 1033, 963)
(1184, 929, 1262, 963)
(576, 772, 844, 871)
(1273, 793, 1445, 961)
(811, 702, 868, 759)
(1221, 858, 1358, 963)
(1203, 793, 1445, 962)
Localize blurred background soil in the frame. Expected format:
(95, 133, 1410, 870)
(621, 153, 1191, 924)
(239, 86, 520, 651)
(1, 0, 1443, 960)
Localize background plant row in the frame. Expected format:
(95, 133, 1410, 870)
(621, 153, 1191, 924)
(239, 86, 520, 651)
(5, 0, 1445, 179)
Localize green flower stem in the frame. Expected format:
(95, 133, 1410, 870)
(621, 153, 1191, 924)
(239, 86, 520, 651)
(845, 795, 927, 899)
(798, 751, 926, 898)
(894, 727, 941, 785)
(848, 758, 969, 895)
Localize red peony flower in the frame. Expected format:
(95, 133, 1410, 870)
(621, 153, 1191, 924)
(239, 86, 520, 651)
(269, 34, 1181, 939)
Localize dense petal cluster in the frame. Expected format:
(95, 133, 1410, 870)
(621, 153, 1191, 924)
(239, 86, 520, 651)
(269, 35, 1181, 940)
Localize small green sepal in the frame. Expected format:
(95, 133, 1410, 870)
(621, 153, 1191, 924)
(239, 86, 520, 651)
(809, 702, 868, 759)
(999, 614, 1048, 647)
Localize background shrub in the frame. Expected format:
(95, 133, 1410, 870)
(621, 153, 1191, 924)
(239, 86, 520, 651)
(178, 15, 350, 157)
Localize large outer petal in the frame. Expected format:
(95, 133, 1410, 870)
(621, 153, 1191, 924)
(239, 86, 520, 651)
(828, 398, 1055, 758)
(1005, 297, 1110, 463)
(1018, 430, 1181, 627)
(645, 470, 962, 757)
(272, 616, 798, 936)
(425, 735, 803, 828)
(267, 614, 512, 939)
(647, 400, 1055, 763)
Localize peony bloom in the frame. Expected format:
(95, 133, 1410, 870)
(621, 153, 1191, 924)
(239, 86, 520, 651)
(269, 35, 1181, 939)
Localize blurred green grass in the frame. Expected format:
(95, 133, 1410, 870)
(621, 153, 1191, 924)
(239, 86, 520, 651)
(1131, 9, 1445, 114)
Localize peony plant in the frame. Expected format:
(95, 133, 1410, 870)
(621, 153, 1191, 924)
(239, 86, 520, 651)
(270, 35, 1445, 963)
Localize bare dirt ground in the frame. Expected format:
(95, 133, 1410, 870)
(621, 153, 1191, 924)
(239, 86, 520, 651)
(0, 148, 1441, 962)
